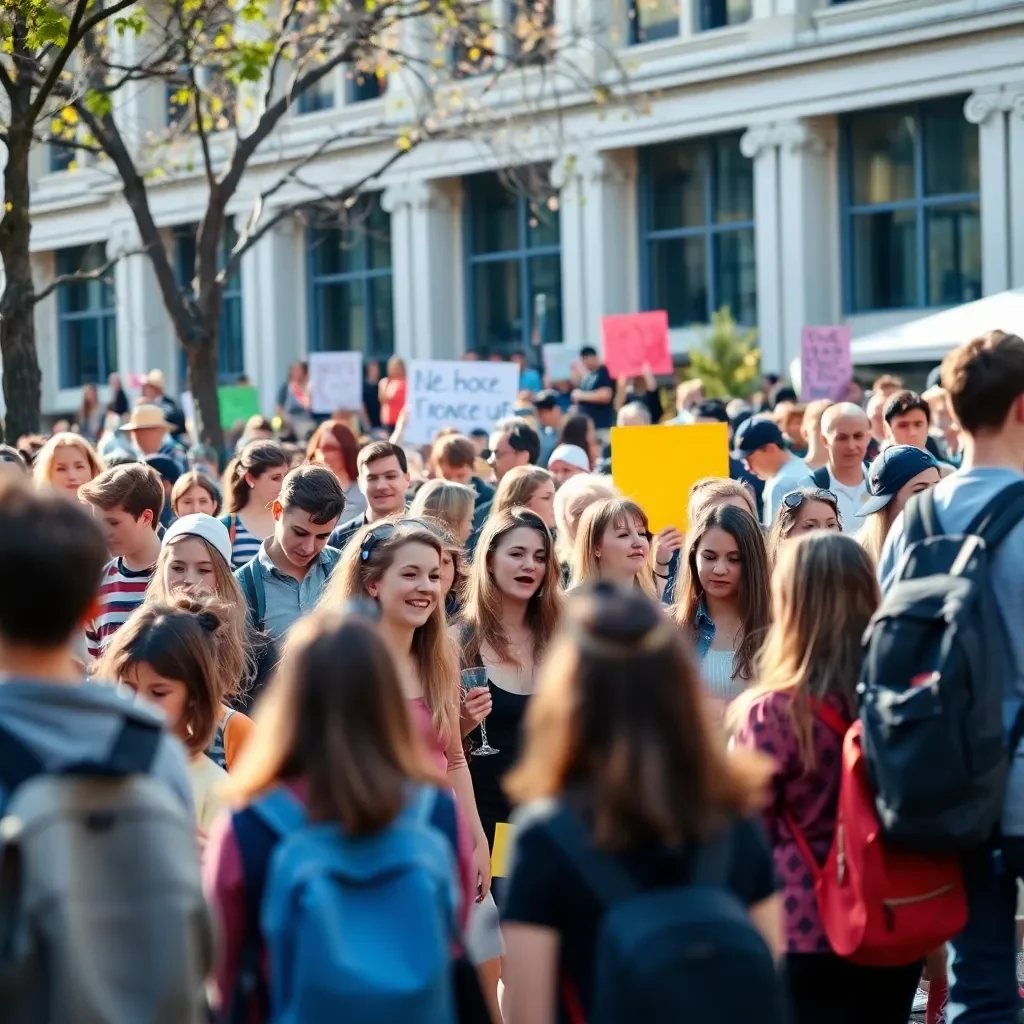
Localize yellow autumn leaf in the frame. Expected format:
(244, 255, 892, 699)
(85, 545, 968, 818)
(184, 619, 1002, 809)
(468, 46, 480, 61)
(61, 107, 78, 124)
(397, 133, 412, 151)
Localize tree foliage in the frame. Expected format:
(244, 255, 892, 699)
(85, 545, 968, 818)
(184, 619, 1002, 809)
(686, 307, 760, 400)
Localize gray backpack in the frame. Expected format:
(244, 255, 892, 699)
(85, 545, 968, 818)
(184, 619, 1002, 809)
(0, 715, 214, 1024)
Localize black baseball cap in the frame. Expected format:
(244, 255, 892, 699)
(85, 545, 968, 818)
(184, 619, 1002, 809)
(733, 417, 785, 455)
(533, 390, 560, 411)
(858, 445, 940, 517)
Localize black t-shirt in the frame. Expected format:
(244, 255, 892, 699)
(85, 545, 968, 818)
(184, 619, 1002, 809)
(363, 380, 382, 429)
(503, 801, 777, 1023)
(577, 365, 615, 429)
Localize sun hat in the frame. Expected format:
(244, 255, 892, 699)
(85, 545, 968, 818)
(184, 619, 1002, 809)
(857, 445, 941, 517)
(120, 402, 174, 432)
(144, 369, 166, 391)
(548, 443, 590, 472)
(161, 513, 232, 566)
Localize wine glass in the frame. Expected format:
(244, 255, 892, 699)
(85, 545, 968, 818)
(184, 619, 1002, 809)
(460, 667, 499, 756)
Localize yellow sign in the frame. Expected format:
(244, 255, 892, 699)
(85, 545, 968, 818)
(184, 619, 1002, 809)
(611, 423, 731, 533)
(491, 821, 513, 878)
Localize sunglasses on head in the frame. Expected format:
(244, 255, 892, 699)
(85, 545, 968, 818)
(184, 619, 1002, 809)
(782, 489, 838, 511)
(359, 517, 432, 562)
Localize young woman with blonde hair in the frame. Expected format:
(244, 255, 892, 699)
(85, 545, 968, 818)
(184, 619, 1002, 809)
(409, 478, 477, 545)
(731, 533, 920, 1024)
(32, 432, 102, 499)
(490, 465, 557, 530)
(502, 586, 783, 1024)
(569, 497, 656, 597)
(170, 469, 220, 518)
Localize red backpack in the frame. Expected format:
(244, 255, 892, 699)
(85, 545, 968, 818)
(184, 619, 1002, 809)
(782, 704, 967, 966)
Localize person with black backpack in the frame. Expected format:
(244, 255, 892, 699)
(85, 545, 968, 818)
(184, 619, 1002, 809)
(501, 585, 784, 1024)
(873, 331, 1024, 1024)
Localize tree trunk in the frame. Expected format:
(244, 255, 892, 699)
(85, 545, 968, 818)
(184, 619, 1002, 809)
(0, 121, 42, 442)
(185, 327, 224, 453)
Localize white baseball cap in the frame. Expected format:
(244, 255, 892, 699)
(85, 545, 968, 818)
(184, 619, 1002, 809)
(547, 444, 590, 472)
(162, 513, 232, 567)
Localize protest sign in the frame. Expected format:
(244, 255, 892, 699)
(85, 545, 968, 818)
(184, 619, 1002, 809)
(405, 360, 519, 445)
(611, 423, 730, 533)
(600, 310, 673, 380)
(800, 325, 853, 401)
(543, 343, 576, 382)
(309, 351, 363, 414)
(217, 385, 261, 429)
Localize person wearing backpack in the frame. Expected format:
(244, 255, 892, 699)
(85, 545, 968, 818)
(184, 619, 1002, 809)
(731, 532, 922, 1023)
(876, 331, 1024, 1024)
(502, 584, 784, 1024)
(204, 607, 478, 1023)
(0, 475, 211, 1023)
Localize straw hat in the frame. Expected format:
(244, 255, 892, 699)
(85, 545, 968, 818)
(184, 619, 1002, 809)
(120, 402, 173, 432)
(144, 369, 166, 391)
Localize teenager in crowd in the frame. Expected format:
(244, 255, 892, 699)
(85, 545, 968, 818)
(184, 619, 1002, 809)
(379, 355, 408, 430)
(425, 518, 469, 618)
(98, 595, 229, 849)
(571, 346, 615, 432)
(80, 464, 166, 661)
(488, 418, 542, 487)
(557, 414, 599, 469)
(552, 473, 619, 570)
(812, 403, 871, 526)
(569, 497, 656, 597)
(857, 445, 941, 565)
(672, 504, 771, 713)
(306, 421, 366, 522)
(32, 431, 103, 499)
(774, 401, 808, 457)
(688, 476, 758, 524)
(732, 532, 920, 1023)
(220, 440, 290, 569)
(883, 390, 930, 451)
(77, 382, 103, 441)
(801, 399, 832, 470)
(204, 608, 478, 1019)
(546, 443, 590, 486)
(490, 465, 557, 531)
(432, 433, 495, 511)
(734, 417, 813, 527)
(328, 441, 411, 551)
(533, 390, 566, 465)
(235, 465, 346, 646)
(765, 488, 842, 566)
(879, 332, 1024, 1024)
(275, 360, 312, 428)
(502, 586, 781, 1024)
(409, 479, 477, 545)
(170, 469, 220, 519)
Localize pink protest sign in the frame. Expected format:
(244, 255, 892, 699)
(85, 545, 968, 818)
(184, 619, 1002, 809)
(800, 326, 853, 401)
(600, 310, 673, 380)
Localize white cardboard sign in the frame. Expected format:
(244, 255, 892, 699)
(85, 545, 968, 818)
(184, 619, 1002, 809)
(309, 351, 363, 414)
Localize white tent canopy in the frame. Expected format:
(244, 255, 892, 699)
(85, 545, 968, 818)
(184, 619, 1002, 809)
(851, 289, 1024, 366)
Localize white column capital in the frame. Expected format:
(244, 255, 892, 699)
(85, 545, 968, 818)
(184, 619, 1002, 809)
(740, 120, 829, 159)
(551, 148, 625, 191)
(964, 85, 1024, 125)
(381, 179, 451, 215)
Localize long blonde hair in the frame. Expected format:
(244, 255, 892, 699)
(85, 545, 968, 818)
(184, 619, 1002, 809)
(33, 432, 102, 487)
(322, 518, 458, 741)
(491, 466, 554, 518)
(408, 479, 476, 538)
(569, 498, 656, 598)
(858, 503, 896, 566)
(732, 532, 879, 769)
(457, 506, 563, 668)
(552, 473, 619, 564)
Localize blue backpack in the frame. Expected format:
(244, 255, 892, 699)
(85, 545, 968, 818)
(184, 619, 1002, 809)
(243, 785, 459, 1024)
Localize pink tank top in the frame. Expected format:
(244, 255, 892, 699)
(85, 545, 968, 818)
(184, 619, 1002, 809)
(408, 697, 448, 773)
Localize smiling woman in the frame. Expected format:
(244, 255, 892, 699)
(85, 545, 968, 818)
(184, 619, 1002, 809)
(32, 432, 102, 499)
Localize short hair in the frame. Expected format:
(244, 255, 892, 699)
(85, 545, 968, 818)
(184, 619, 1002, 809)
(617, 401, 652, 426)
(883, 389, 931, 426)
(356, 440, 408, 475)
(941, 331, 1024, 434)
(79, 463, 164, 529)
(431, 434, 476, 471)
(872, 374, 904, 395)
(579, 345, 598, 358)
(103, 449, 138, 469)
(278, 464, 346, 524)
(493, 417, 541, 466)
(0, 476, 108, 645)
(170, 470, 221, 517)
(821, 402, 869, 436)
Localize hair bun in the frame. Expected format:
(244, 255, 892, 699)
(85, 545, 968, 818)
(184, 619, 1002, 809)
(195, 609, 221, 633)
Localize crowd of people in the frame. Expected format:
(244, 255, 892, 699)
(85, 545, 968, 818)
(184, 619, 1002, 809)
(1, 330, 1023, 1024)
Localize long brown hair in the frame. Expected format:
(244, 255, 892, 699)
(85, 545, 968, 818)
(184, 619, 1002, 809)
(672, 504, 771, 682)
(226, 609, 441, 833)
(733, 532, 880, 769)
(491, 465, 554, 518)
(569, 498, 656, 598)
(505, 586, 769, 849)
(306, 421, 359, 482)
(457, 507, 563, 667)
(323, 517, 459, 740)
(222, 439, 290, 513)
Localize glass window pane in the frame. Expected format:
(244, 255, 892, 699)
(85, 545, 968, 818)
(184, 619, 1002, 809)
(219, 296, 245, 380)
(63, 318, 101, 388)
(369, 275, 395, 357)
(474, 260, 522, 351)
(103, 315, 118, 379)
(849, 110, 916, 206)
(527, 254, 563, 344)
(700, 0, 751, 30)
(527, 198, 560, 249)
(923, 98, 979, 197)
(469, 174, 519, 255)
(632, 0, 679, 43)
(309, 228, 359, 278)
(366, 197, 392, 270)
(713, 229, 756, 325)
(650, 236, 707, 327)
(647, 142, 706, 232)
(712, 135, 753, 224)
(315, 280, 365, 351)
(927, 203, 982, 306)
(297, 77, 335, 114)
(850, 209, 917, 311)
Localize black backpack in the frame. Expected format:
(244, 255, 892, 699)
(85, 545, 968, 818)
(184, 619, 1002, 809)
(549, 810, 785, 1024)
(860, 483, 1024, 851)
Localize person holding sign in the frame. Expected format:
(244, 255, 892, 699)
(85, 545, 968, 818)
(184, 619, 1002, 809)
(570, 347, 615, 432)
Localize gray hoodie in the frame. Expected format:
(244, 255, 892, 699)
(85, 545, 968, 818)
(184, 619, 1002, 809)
(0, 679, 194, 816)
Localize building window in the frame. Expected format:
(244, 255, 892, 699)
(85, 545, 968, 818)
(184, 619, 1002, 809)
(346, 68, 384, 103)
(698, 0, 751, 30)
(173, 221, 246, 382)
(842, 96, 981, 313)
(629, 0, 679, 43)
(639, 134, 756, 327)
(49, 143, 75, 173)
(297, 75, 336, 114)
(307, 194, 394, 356)
(464, 170, 563, 353)
(57, 244, 117, 389)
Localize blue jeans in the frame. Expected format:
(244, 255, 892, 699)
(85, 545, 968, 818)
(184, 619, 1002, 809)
(947, 836, 1024, 1023)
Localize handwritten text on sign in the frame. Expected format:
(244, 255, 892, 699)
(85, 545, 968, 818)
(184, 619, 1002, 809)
(800, 326, 853, 402)
(600, 310, 673, 379)
(405, 360, 519, 444)
(310, 351, 363, 414)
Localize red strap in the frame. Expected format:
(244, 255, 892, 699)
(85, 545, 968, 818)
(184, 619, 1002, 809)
(561, 977, 587, 1024)
(810, 697, 849, 739)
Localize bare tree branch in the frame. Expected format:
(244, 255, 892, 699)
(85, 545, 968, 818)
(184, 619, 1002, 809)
(31, 245, 145, 304)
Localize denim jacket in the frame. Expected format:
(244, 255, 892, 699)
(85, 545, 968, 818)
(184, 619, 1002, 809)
(693, 599, 716, 660)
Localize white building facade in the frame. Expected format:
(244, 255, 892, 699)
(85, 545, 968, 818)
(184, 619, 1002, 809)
(7, 0, 1024, 417)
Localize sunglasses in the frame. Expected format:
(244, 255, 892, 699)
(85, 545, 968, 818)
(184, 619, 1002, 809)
(782, 489, 838, 511)
(359, 517, 432, 562)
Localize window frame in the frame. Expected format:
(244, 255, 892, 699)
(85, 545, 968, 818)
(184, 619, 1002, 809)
(637, 133, 756, 326)
(56, 244, 118, 390)
(840, 97, 981, 314)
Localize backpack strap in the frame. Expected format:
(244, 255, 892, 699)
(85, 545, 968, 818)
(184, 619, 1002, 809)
(811, 465, 831, 490)
(904, 488, 940, 547)
(546, 807, 636, 905)
(0, 723, 44, 790)
(967, 481, 1024, 551)
(250, 786, 307, 837)
(781, 809, 823, 886)
(237, 560, 266, 629)
(63, 718, 162, 778)
(810, 698, 849, 740)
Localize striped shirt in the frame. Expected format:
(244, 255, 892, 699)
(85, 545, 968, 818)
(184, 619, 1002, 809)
(221, 514, 263, 570)
(85, 558, 155, 661)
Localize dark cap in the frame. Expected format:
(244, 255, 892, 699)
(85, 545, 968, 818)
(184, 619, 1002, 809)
(695, 400, 729, 424)
(579, 345, 598, 358)
(733, 416, 785, 455)
(858, 445, 940, 517)
(143, 453, 181, 486)
(533, 390, 560, 411)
